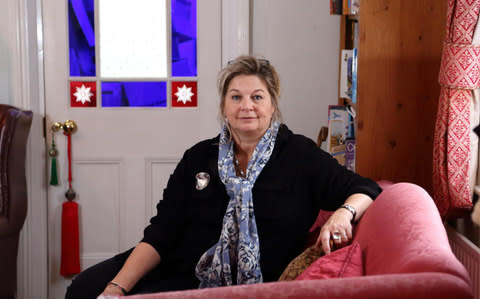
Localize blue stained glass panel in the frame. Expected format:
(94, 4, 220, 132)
(68, 0, 96, 76)
(172, 0, 197, 77)
(101, 82, 167, 107)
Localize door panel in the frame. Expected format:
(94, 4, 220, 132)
(43, 1, 221, 298)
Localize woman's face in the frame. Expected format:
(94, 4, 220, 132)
(224, 74, 275, 141)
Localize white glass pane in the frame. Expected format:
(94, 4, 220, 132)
(99, 0, 167, 78)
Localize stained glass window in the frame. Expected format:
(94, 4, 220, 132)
(68, 0, 95, 76)
(102, 82, 167, 107)
(171, 81, 197, 107)
(68, 0, 197, 108)
(70, 81, 97, 107)
(99, 0, 167, 78)
(172, 0, 197, 77)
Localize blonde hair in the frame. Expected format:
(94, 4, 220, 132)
(218, 55, 282, 127)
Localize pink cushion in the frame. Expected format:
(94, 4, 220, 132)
(295, 241, 363, 280)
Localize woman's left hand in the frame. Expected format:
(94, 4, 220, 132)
(315, 208, 353, 255)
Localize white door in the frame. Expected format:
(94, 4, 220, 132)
(42, 1, 222, 298)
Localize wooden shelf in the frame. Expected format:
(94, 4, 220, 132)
(338, 1, 447, 194)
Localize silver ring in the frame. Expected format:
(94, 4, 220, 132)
(332, 232, 341, 240)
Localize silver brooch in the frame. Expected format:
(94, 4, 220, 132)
(195, 172, 210, 190)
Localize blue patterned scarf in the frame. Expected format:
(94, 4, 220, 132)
(195, 121, 281, 287)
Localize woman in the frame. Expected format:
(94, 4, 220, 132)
(66, 56, 381, 298)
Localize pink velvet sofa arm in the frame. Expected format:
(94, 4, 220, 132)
(354, 183, 471, 282)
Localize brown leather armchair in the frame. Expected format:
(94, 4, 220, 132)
(0, 105, 33, 299)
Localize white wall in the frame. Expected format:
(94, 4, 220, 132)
(252, 0, 340, 142)
(0, 0, 15, 105)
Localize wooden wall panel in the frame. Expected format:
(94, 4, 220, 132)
(356, 1, 447, 194)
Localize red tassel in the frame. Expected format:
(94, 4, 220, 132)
(60, 201, 81, 276)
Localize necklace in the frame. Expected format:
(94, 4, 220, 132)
(234, 156, 246, 177)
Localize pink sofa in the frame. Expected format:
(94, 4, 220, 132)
(123, 183, 473, 299)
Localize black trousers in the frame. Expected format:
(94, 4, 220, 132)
(65, 248, 199, 299)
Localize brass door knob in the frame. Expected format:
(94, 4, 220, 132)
(51, 120, 78, 135)
(51, 122, 63, 132)
(63, 120, 77, 134)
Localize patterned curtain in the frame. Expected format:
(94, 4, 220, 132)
(433, 0, 480, 218)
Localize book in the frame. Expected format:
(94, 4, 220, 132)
(345, 138, 356, 172)
(340, 49, 353, 100)
(342, 0, 349, 15)
(327, 105, 356, 167)
(343, 0, 360, 15)
(351, 0, 360, 15)
(351, 48, 358, 104)
(352, 21, 359, 49)
(330, 0, 342, 15)
(346, 105, 356, 139)
(327, 105, 349, 165)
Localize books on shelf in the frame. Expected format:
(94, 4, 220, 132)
(330, 0, 342, 15)
(342, 0, 349, 15)
(351, 0, 360, 15)
(351, 48, 358, 104)
(327, 105, 348, 153)
(352, 21, 359, 49)
(327, 105, 356, 171)
(345, 138, 356, 172)
(340, 49, 352, 100)
(339, 49, 357, 103)
(342, 0, 360, 15)
(327, 105, 347, 165)
(339, 48, 358, 104)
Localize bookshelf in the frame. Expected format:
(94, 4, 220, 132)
(336, 1, 446, 194)
(338, 15, 358, 112)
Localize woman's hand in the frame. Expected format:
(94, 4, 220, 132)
(316, 193, 374, 254)
(99, 283, 125, 297)
(96, 242, 161, 298)
(315, 208, 353, 254)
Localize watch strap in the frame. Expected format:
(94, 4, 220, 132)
(340, 204, 357, 222)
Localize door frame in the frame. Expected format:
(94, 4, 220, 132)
(13, 0, 250, 298)
(11, 0, 48, 298)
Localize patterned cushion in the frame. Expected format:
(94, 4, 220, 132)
(295, 241, 363, 280)
(278, 245, 325, 281)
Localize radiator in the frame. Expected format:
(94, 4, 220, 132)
(447, 225, 480, 299)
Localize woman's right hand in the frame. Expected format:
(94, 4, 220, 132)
(96, 242, 161, 298)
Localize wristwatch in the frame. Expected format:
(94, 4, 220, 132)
(340, 204, 357, 223)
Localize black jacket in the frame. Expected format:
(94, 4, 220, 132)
(141, 124, 381, 285)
